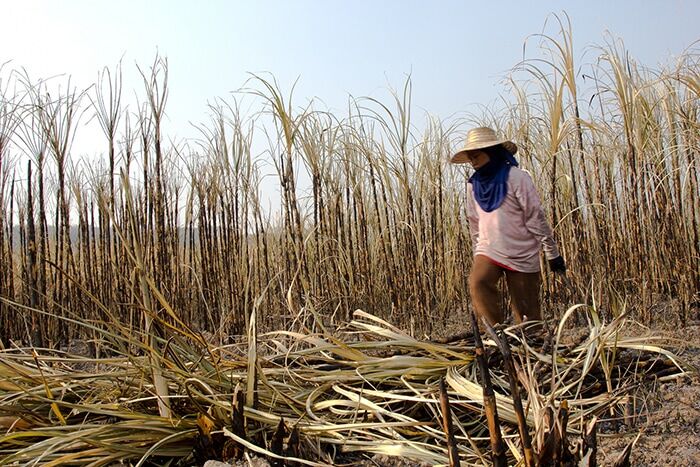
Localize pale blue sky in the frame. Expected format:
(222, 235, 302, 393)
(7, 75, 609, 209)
(3, 0, 699, 154)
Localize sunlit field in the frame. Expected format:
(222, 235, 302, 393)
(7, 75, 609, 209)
(0, 16, 698, 466)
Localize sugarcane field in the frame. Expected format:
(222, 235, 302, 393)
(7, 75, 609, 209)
(1, 6, 699, 467)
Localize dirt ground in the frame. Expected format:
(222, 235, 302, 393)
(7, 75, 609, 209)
(594, 320, 700, 466)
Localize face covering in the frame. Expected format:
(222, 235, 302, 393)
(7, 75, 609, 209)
(468, 146, 519, 212)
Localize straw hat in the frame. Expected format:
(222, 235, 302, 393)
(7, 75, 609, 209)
(450, 127, 518, 164)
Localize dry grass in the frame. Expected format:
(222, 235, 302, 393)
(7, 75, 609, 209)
(0, 305, 689, 465)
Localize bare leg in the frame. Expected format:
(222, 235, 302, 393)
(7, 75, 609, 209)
(469, 255, 505, 325)
(505, 269, 542, 323)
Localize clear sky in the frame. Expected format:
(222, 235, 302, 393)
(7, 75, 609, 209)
(2, 0, 699, 155)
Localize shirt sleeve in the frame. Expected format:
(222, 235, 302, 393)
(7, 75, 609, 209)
(465, 184, 480, 251)
(514, 171, 561, 260)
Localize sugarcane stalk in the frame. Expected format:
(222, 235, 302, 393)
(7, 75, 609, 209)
(224, 384, 247, 461)
(470, 310, 507, 467)
(581, 416, 598, 467)
(537, 407, 558, 464)
(270, 418, 286, 467)
(439, 377, 461, 467)
(120, 169, 171, 419)
(612, 433, 640, 467)
(556, 400, 571, 464)
(484, 321, 535, 467)
(246, 307, 258, 409)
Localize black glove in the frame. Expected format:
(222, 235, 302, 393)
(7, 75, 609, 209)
(548, 256, 566, 274)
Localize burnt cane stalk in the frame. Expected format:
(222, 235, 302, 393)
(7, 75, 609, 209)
(439, 377, 461, 467)
(483, 320, 535, 467)
(470, 310, 507, 467)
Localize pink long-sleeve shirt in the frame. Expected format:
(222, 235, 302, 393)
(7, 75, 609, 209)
(466, 167, 560, 273)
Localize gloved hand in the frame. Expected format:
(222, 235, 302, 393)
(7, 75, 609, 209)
(548, 256, 566, 274)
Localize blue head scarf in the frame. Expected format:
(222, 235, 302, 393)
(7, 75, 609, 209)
(468, 145, 519, 212)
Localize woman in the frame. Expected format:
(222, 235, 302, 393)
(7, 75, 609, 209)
(451, 127, 565, 325)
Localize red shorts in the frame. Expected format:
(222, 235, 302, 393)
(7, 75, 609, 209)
(484, 256, 518, 272)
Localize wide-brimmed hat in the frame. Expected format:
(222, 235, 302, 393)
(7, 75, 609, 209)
(450, 127, 518, 164)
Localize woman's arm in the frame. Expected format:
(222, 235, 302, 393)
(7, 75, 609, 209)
(466, 184, 480, 251)
(514, 170, 561, 260)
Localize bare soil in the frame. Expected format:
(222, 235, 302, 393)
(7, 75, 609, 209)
(595, 321, 700, 466)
